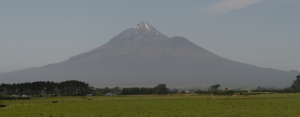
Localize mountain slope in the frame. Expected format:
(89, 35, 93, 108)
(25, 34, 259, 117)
(0, 22, 298, 88)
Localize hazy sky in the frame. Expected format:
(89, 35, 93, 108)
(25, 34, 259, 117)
(0, 0, 299, 73)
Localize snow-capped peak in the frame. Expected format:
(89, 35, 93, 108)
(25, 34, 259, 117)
(144, 23, 150, 31)
(133, 21, 151, 31)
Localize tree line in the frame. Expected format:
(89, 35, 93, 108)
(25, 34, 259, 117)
(121, 84, 169, 95)
(0, 80, 91, 97)
(2, 75, 299, 97)
(93, 86, 122, 95)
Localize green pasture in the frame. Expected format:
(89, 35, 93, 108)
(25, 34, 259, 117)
(1, 93, 300, 117)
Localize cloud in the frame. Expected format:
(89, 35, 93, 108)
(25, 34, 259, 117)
(200, 0, 263, 14)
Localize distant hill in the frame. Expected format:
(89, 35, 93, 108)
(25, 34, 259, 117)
(1, 21, 299, 88)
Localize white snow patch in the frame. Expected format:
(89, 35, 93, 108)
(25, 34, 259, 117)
(156, 33, 159, 35)
(135, 32, 137, 34)
(145, 23, 150, 31)
(134, 26, 137, 29)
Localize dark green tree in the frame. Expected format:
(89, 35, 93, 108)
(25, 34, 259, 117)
(102, 87, 111, 94)
(208, 84, 221, 92)
(292, 75, 300, 92)
(153, 84, 167, 94)
(121, 88, 130, 95)
(140, 87, 152, 94)
(111, 86, 121, 93)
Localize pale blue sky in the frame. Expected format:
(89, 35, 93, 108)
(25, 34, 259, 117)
(0, 0, 299, 73)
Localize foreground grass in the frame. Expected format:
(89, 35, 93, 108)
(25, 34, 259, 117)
(1, 93, 300, 117)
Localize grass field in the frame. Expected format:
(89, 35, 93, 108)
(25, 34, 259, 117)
(1, 93, 300, 117)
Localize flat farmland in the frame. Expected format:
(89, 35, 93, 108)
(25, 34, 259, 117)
(1, 93, 300, 117)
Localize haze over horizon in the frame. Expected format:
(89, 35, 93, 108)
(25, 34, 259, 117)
(1, 0, 300, 73)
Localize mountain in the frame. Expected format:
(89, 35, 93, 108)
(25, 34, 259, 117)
(0, 21, 299, 88)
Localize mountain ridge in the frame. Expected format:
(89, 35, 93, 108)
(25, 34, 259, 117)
(0, 21, 298, 88)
